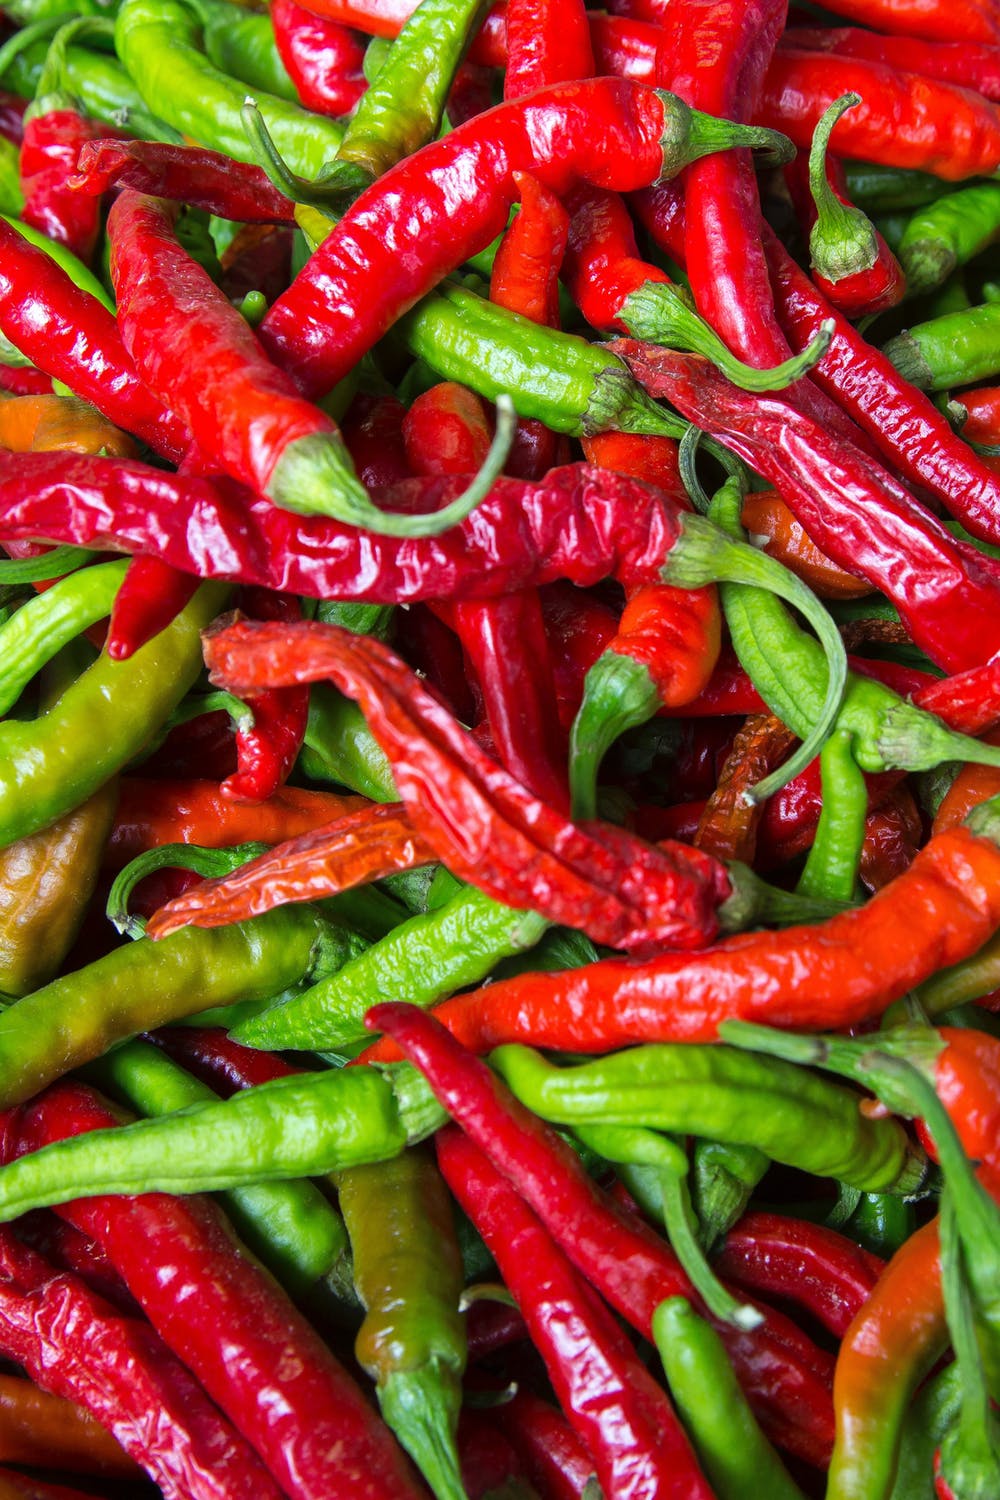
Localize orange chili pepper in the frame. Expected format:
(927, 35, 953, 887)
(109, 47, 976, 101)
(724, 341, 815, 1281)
(0, 1373, 140, 1478)
(741, 489, 872, 599)
(0, 394, 137, 458)
(147, 801, 433, 936)
(106, 777, 368, 867)
(934, 731, 1000, 831)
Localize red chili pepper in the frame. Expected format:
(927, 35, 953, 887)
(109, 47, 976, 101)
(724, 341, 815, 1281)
(18, 1213, 141, 1319)
(489, 172, 568, 333)
(106, 556, 200, 661)
(437, 1127, 715, 1499)
(785, 97, 905, 319)
(3, 1082, 428, 1500)
(402, 382, 493, 477)
(952, 385, 1000, 444)
(859, 787, 923, 892)
(740, 489, 872, 600)
(612, 338, 1000, 673)
(0, 220, 188, 462)
(580, 428, 685, 498)
(258, 76, 788, 399)
(495, 1391, 597, 1500)
(780, 24, 1000, 101)
(146, 801, 430, 935)
(798, 0, 1000, 44)
(107, 778, 367, 865)
(222, 589, 310, 804)
(758, 50, 1000, 177)
(763, 227, 1000, 551)
(369, 1002, 836, 1467)
(539, 581, 620, 729)
(456, 1410, 528, 1500)
(70, 139, 296, 224)
(504, 0, 594, 98)
(659, 0, 797, 389)
(0, 453, 693, 602)
(271, 0, 368, 116)
(204, 617, 731, 952)
(341, 393, 411, 489)
(714, 1213, 883, 1339)
(0, 367, 52, 396)
(151, 1028, 298, 1095)
(0, 1223, 282, 1500)
(19, 108, 100, 264)
(371, 825, 1000, 1052)
(107, 191, 361, 522)
(441, 591, 571, 810)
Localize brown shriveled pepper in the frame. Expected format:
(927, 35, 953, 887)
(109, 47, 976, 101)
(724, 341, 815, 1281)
(0, 779, 117, 997)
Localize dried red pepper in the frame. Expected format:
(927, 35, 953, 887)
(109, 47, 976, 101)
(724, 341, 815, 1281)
(70, 139, 296, 223)
(203, 617, 730, 952)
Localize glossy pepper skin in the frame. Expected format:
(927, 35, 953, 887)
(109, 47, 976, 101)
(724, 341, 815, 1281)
(764, 226, 1000, 550)
(437, 1126, 716, 1500)
(758, 50, 1000, 178)
(368, 1003, 836, 1468)
(258, 76, 792, 400)
(71, 138, 296, 223)
(107, 191, 364, 522)
(0, 1083, 428, 1500)
(781, 24, 1000, 101)
(271, 0, 367, 116)
(0, 218, 189, 461)
(0, 1223, 284, 1500)
(613, 338, 1000, 673)
(363, 827, 1000, 1054)
(203, 617, 732, 954)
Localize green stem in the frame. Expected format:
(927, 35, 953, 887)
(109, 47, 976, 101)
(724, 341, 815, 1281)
(796, 728, 866, 902)
(807, 93, 878, 281)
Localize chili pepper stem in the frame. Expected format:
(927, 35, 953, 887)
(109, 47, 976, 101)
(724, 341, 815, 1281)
(807, 94, 880, 280)
(378, 1363, 468, 1500)
(663, 505, 848, 801)
(716, 862, 853, 932)
(569, 653, 660, 820)
(241, 98, 370, 209)
(620, 284, 835, 393)
(938, 1193, 1000, 1497)
(269, 397, 515, 534)
(659, 95, 795, 173)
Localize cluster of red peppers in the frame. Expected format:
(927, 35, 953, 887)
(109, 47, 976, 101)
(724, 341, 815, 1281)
(0, 0, 1000, 1496)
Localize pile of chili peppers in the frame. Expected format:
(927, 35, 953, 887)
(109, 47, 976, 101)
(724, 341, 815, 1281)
(3, 0, 1000, 1496)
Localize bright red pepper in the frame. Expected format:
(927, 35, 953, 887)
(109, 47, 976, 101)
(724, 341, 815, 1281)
(272, 0, 368, 116)
(19, 107, 100, 263)
(70, 139, 296, 224)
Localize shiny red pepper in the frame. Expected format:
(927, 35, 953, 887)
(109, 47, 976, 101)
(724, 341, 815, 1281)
(272, 0, 368, 116)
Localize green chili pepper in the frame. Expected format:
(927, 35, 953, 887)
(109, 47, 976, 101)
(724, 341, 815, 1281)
(573, 1121, 760, 1330)
(843, 162, 953, 213)
(690, 1140, 770, 1253)
(301, 683, 398, 801)
(724, 1023, 1000, 1393)
(114, 0, 344, 176)
(0, 546, 91, 584)
(926, 273, 972, 319)
(97, 1039, 353, 1299)
(1, 213, 114, 311)
(0, 559, 128, 719)
(396, 279, 687, 439)
(231, 886, 550, 1051)
(0, 899, 354, 1110)
(874, 212, 909, 254)
(0, 1061, 446, 1216)
(888, 1364, 961, 1500)
(707, 480, 1000, 781)
(937, 1190, 1000, 1496)
(316, 600, 396, 641)
(1, 0, 113, 19)
(884, 302, 1000, 392)
(337, 1147, 467, 1500)
(248, 0, 487, 209)
(842, 1192, 915, 1259)
(652, 1297, 807, 1500)
(193, 0, 298, 102)
(4, 27, 182, 143)
(796, 726, 867, 903)
(490, 1043, 927, 1193)
(0, 138, 24, 218)
(0, 581, 228, 848)
(914, 930, 1000, 1018)
(899, 182, 1000, 294)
